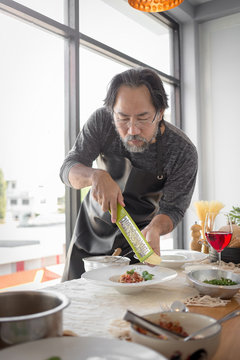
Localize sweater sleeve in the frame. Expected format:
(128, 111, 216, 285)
(59, 108, 113, 187)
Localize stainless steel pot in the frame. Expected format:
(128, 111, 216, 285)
(0, 290, 70, 349)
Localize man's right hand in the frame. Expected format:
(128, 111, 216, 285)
(69, 164, 124, 223)
(91, 169, 125, 223)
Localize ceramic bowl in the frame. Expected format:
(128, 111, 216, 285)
(81, 265, 177, 295)
(187, 268, 240, 299)
(130, 311, 221, 360)
(83, 255, 130, 272)
(158, 254, 187, 269)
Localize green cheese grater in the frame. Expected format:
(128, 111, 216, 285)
(113, 204, 161, 265)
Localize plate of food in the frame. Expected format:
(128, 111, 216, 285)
(0, 336, 167, 360)
(81, 264, 177, 294)
(157, 250, 209, 269)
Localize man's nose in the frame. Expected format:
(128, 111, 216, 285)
(127, 121, 141, 135)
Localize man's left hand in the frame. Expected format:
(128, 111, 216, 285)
(141, 214, 174, 255)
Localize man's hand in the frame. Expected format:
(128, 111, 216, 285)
(142, 224, 161, 256)
(91, 169, 125, 223)
(141, 214, 174, 255)
(68, 164, 124, 223)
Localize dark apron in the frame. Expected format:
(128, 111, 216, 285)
(62, 124, 166, 281)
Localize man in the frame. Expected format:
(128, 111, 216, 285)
(60, 67, 198, 281)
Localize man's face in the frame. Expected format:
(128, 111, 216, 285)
(113, 85, 162, 153)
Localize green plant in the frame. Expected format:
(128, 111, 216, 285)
(228, 206, 240, 226)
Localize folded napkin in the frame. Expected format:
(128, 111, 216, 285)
(184, 295, 231, 307)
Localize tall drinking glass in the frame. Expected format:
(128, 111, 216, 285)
(204, 212, 233, 267)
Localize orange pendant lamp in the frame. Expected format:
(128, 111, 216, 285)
(128, 0, 184, 12)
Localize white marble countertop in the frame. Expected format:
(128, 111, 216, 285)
(46, 268, 199, 339)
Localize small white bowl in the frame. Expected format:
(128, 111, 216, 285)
(83, 255, 130, 272)
(130, 311, 221, 360)
(159, 254, 187, 269)
(161, 255, 187, 261)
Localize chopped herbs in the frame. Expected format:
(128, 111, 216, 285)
(126, 269, 136, 275)
(203, 277, 237, 286)
(125, 269, 154, 281)
(142, 270, 154, 281)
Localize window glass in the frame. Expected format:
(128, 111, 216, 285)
(14, 0, 64, 23)
(79, 48, 172, 127)
(80, 46, 128, 127)
(162, 82, 172, 123)
(0, 12, 65, 288)
(80, 0, 172, 75)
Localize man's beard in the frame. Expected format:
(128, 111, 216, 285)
(122, 135, 148, 153)
(121, 126, 159, 153)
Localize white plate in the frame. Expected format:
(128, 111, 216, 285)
(81, 264, 177, 294)
(0, 336, 168, 360)
(158, 250, 209, 269)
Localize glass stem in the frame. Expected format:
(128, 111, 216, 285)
(218, 251, 221, 268)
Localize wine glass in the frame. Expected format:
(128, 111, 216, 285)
(204, 212, 233, 267)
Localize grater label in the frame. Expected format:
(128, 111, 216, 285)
(119, 215, 150, 257)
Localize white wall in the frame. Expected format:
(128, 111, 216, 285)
(169, 2, 240, 248)
(199, 13, 240, 214)
(180, 20, 202, 248)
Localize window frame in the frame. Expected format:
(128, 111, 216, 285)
(0, 0, 183, 251)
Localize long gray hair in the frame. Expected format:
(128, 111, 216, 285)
(103, 67, 168, 113)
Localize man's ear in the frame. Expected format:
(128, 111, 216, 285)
(159, 109, 164, 121)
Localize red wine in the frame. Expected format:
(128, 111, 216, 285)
(205, 231, 232, 252)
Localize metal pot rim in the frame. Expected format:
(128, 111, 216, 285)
(0, 290, 70, 322)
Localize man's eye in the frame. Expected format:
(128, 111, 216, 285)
(138, 118, 148, 122)
(118, 118, 129, 122)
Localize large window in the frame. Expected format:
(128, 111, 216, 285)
(79, 0, 179, 128)
(79, 0, 181, 249)
(0, 0, 181, 289)
(80, 0, 173, 75)
(0, 4, 65, 289)
(13, 0, 64, 23)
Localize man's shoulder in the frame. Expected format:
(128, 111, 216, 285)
(83, 107, 118, 150)
(85, 107, 112, 131)
(164, 121, 196, 150)
(91, 107, 112, 120)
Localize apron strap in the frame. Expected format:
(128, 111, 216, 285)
(156, 120, 164, 180)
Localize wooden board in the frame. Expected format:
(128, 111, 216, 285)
(188, 297, 240, 360)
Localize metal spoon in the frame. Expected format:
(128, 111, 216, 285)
(183, 309, 240, 342)
(110, 249, 134, 263)
(170, 300, 189, 313)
